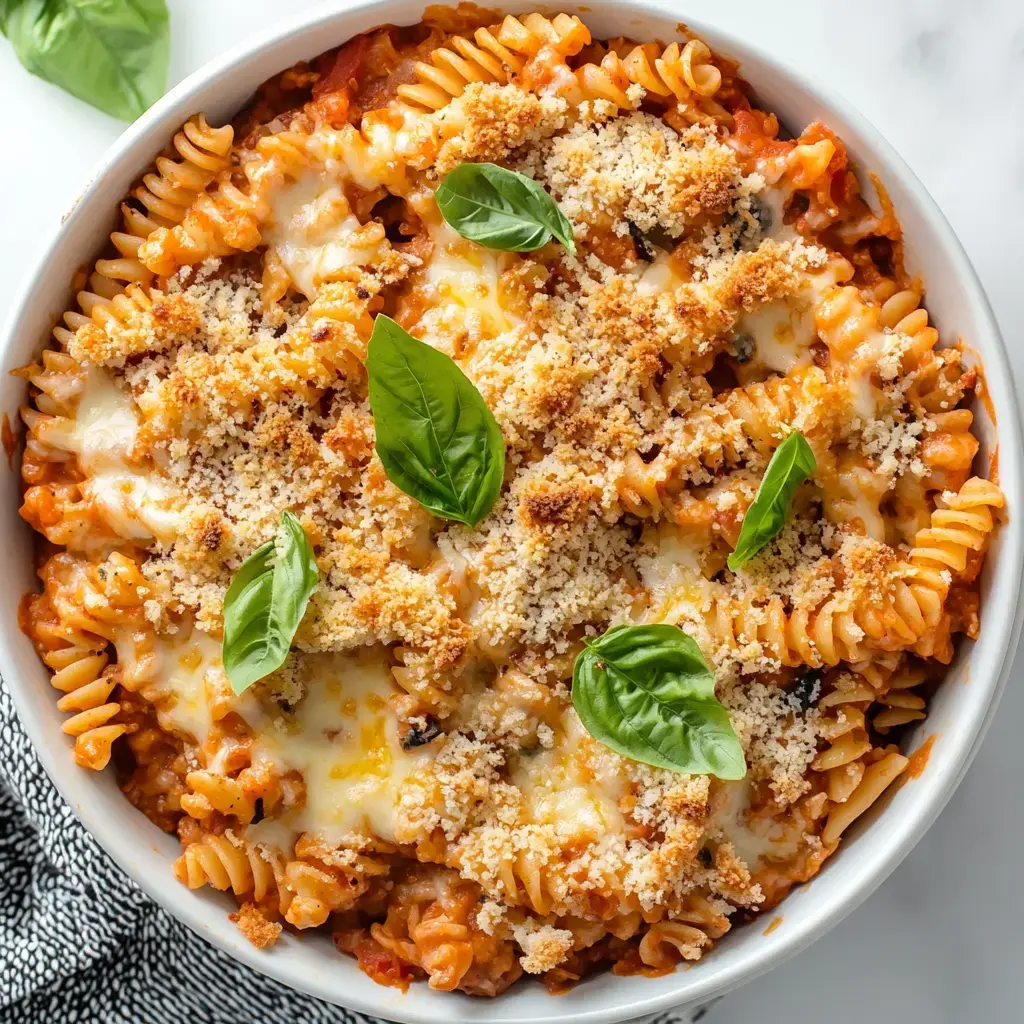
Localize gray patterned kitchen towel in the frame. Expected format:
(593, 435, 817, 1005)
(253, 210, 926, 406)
(0, 674, 698, 1024)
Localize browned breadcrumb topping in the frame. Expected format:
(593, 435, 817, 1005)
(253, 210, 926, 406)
(230, 902, 283, 949)
(77, 262, 468, 663)
(48, 70, 955, 979)
(723, 683, 822, 804)
(511, 918, 574, 974)
(431, 83, 568, 176)
(519, 114, 744, 239)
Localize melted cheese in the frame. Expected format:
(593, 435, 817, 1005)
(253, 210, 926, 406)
(737, 299, 814, 375)
(739, 252, 856, 377)
(149, 627, 225, 744)
(759, 183, 795, 243)
(713, 780, 801, 867)
(80, 472, 179, 543)
(73, 369, 138, 462)
(640, 524, 705, 621)
(636, 250, 686, 295)
(421, 222, 522, 337)
(251, 652, 429, 843)
(832, 463, 889, 540)
(265, 173, 383, 299)
(135, 627, 263, 758)
(145, 633, 426, 843)
(512, 711, 624, 836)
(307, 110, 419, 193)
(65, 370, 180, 542)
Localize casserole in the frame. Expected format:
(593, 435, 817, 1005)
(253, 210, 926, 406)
(1, 1, 1020, 1020)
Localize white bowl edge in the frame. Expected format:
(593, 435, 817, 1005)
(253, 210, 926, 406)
(0, 2, 1021, 1022)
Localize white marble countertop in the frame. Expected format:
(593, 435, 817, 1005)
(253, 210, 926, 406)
(2, 1, 1022, 1020)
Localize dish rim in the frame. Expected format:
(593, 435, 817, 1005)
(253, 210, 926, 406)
(1, 2, 1021, 1021)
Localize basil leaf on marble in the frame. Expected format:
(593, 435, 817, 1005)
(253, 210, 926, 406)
(0, 0, 169, 121)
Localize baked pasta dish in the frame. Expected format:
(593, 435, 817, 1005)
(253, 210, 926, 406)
(16, 6, 1003, 997)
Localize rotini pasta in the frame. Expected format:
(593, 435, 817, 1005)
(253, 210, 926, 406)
(16, 10, 1000, 998)
(397, 14, 591, 112)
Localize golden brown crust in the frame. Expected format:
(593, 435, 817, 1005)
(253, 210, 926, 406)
(230, 902, 284, 949)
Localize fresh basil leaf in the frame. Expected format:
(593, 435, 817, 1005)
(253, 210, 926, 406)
(435, 162, 577, 254)
(222, 511, 319, 695)
(367, 314, 505, 527)
(0, 0, 169, 122)
(572, 624, 746, 780)
(727, 431, 816, 570)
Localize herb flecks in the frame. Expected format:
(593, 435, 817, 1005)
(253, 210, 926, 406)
(628, 220, 655, 261)
(402, 718, 442, 749)
(790, 668, 823, 712)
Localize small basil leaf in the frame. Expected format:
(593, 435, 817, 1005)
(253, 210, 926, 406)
(222, 511, 320, 694)
(727, 431, 816, 570)
(367, 314, 505, 527)
(1, 0, 169, 122)
(572, 624, 746, 780)
(435, 162, 577, 254)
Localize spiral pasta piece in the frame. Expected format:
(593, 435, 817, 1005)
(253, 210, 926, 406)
(54, 283, 154, 351)
(699, 589, 870, 668)
(821, 750, 909, 846)
(126, 116, 235, 231)
(182, 770, 257, 824)
(397, 14, 590, 112)
(877, 286, 940, 367)
(907, 347, 972, 416)
(917, 409, 979, 493)
(391, 645, 461, 719)
(639, 920, 712, 966)
(814, 284, 880, 361)
(176, 829, 389, 929)
(22, 551, 150, 768)
(721, 368, 833, 456)
(407, 902, 476, 990)
(575, 38, 729, 124)
(890, 477, 1003, 649)
(46, 646, 124, 769)
(367, 871, 512, 991)
(18, 353, 105, 551)
(812, 705, 872, 803)
(669, 478, 1000, 669)
(618, 367, 837, 519)
(815, 279, 940, 373)
(137, 130, 308, 277)
(617, 413, 741, 518)
(50, 116, 233, 348)
(397, 30, 514, 112)
(175, 833, 289, 914)
(283, 858, 370, 928)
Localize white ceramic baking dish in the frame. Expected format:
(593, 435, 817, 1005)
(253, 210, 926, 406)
(0, 2, 1020, 1021)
